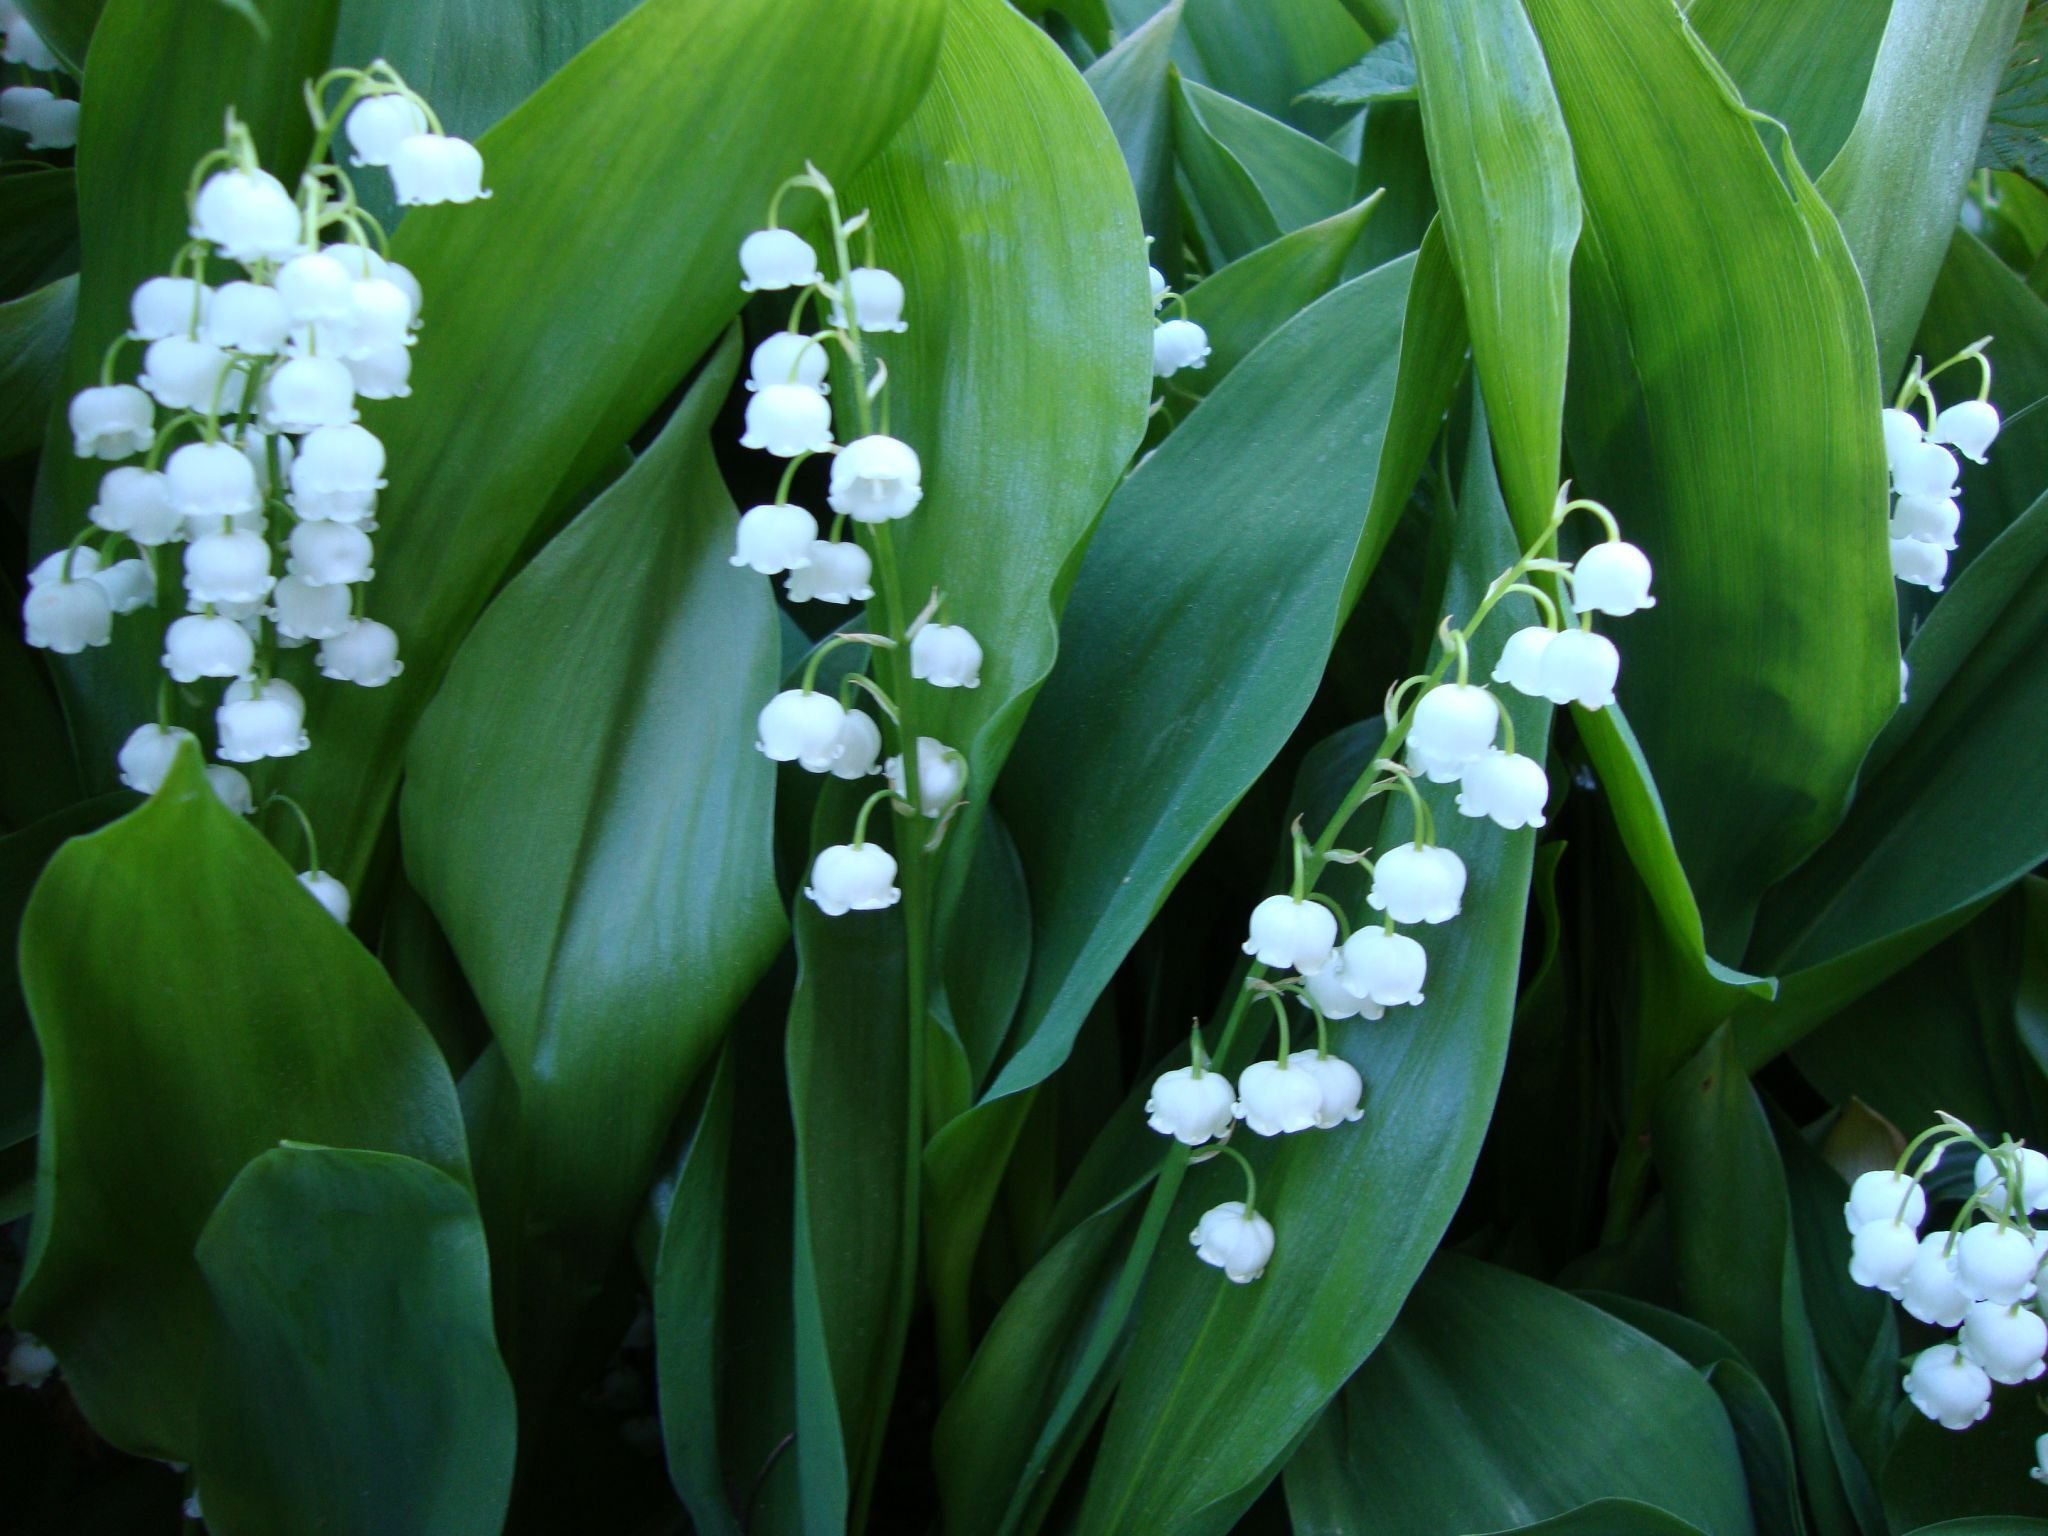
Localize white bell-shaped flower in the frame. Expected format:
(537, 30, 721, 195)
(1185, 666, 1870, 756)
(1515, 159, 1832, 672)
(1408, 683, 1498, 782)
(749, 331, 829, 393)
(910, 623, 982, 689)
(1848, 1218, 1919, 1294)
(1189, 1201, 1274, 1284)
(29, 547, 100, 587)
(828, 710, 882, 780)
(1960, 1301, 2048, 1385)
(1954, 1222, 2040, 1305)
(183, 529, 272, 605)
(129, 276, 211, 340)
(25, 96, 78, 151)
(4, 1334, 57, 1390)
(345, 93, 429, 167)
(287, 520, 373, 586)
(201, 282, 290, 355)
(785, 540, 874, 604)
(1899, 656, 1910, 703)
(3, 9, 57, 68)
(275, 252, 355, 321)
(191, 169, 303, 263)
(270, 574, 353, 640)
(1901, 1234, 1973, 1327)
(0, 84, 51, 132)
(1145, 1065, 1237, 1145)
(385, 260, 423, 321)
(1491, 625, 1554, 697)
(740, 383, 833, 458)
(291, 423, 386, 498)
(202, 596, 266, 622)
(317, 618, 403, 685)
(216, 676, 309, 762)
(1905, 1346, 1993, 1430)
(1301, 1052, 1365, 1128)
(1976, 1148, 2048, 1214)
(206, 763, 254, 815)
(22, 575, 112, 653)
(1234, 1059, 1323, 1136)
(389, 133, 490, 205)
(116, 724, 196, 794)
(1240, 894, 1337, 975)
(1845, 1168, 1926, 1233)
(731, 503, 818, 575)
(1455, 748, 1548, 829)
(297, 870, 352, 924)
(1881, 407, 1925, 474)
(1889, 536, 1947, 592)
(69, 383, 155, 460)
(805, 842, 901, 915)
(1573, 541, 1656, 615)
(832, 267, 908, 333)
(346, 345, 412, 400)
(226, 421, 291, 491)
(1303, 962, 1384, 1022)
(2035, 1432, 2048, 1487)
(322, 241, 390, 283)
(1368, 843, 1465, 926)
(264, 355, 357, 432)
(1892, 439, 1961, 499)
(1148, 265, 1167, 307)
(885, 736, 967, 818)
(757, 689, 847, 771)
(89, 467, 184, 544)
(1932, 399, 2001, 464)
(346, 279, 414, 356)
(162, 612, 255, 681)
(738, 229, 821, 292)
(828, 434, 922, 521)
(1152, 318, 1210, 377)
(137, 336, 231, 410)
(1536, 628, 1619, 709)
(1336, 925, 1426, 1007)
(1891, 493, 1959, 550)
(90, 558, 155, 614)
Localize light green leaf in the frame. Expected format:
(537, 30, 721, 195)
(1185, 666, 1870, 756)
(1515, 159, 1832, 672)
(1817, 0, 2026, 377)
(193, 1147, 515, 1536)
(1284, 1255, 1754, 1536)
(1298, 25, 1415, 107)
(1084, 0, 1184, 266)
(12, 747, 468, 1459)
(1687, 0, 1891, 172)
(401, 329, 781, 1379)
(1176, 76, 1353, 261)
(1175, 0, 1372, 130)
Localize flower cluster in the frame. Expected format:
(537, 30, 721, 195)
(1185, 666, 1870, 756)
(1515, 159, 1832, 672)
(1147, 263, 1210, 381)
(1847, 1120, 2048, 1461)
(734, 166, 978, 914)
(0, 4, 76, 151)
(21, 62, 486, 923)
(1153, 484, 1653, 1283)
(1883, 341, 1999, 601)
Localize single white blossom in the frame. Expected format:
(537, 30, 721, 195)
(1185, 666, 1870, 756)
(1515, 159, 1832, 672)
(117, 724, 196, 794)
(730, 503, 818, 575)
(4, 1334, 57, 1390)
(1152, 318, 1210, 377)
(1880, 407, 1925, 475)
(1931, 399, 2000, 464)
(137, 336, 232, 411)
(69, 384, 155, 460)
(1302, 962, 1384, 1021)
(1190, 1201, 1274, 1283)
(183, 529, 273, 606)
(757, 689, 848, 771)
(216, 676, 309, 762)
(1148, 265, 1167, 307)
(1535, 628, 1620, 709)
(1145, 1065, 1237, 1145)
(162, 613, 255, 681)
(1491, 625, 1553, 697)
(884, 735, 967, 818)
(88, 467, 182, 544)
(201, 282, 291, 355)
(1889, 536, 1947, 592)
(1901, 1234, 1973, 1328)
(1572, 540, 1656, 616)
(738, 229, 822, 292)
(265, 355, 358, 432)
(829, 710, 883, 780)
(1335, 925, 1427, 1007)
(785, 540, 874, 604)
(1848, 1218, 1919, 1295)
(270, 574, 354, 640)
(297, 870, 352, 924)
(1241, 894, 1337, 974)
(1407, 683, 1499, 783)
(805, 842, 901, 915)
(345, 93, 429, 167)
(1300, 1052, 1365, 1128)
(828, 435, 922, 522)
(1367, 843, 1465, 926)
(0, 84, 51, 134)
(191, 169, 303, 263)
(1455, 748, 1548, 829)
(288, 520, 374, 586)
(1960, 1300, 2048, 1385)
(206, 763, 255, 815)
(389, 133, 490, 205)
(129, 276, 212, 341)
(2, 10, 57, 69)
(317, 618, 404, 685)
(740, 383, 834, 457)
(90, 558, 155, 615)
(23, 94, 77, 151)
(346, 345, 413, 400)
(1233, 1058, 1322, 1136)
(1954, 1222, 2039, 1305)
(23, 574, 113, 652)
(748, 330, 829, 393)
(1891, 493, 1959, 551)
(1904, 1345, 1992, 1430)
(275, 252, 356, 321)
(1845, 1169, 1926, 1233)
(1891, 440, 1962, 499)
(910, 623, 982, 689)
(832, 267, 908, 333)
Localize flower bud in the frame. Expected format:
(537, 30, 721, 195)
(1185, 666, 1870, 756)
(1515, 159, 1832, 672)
(297, 870, 352, 924)
(1189, 1201, 1274, 1283)
(1152, 318, 1210, 377)
(1241, 894, 1337, 974)
(805, 842, 901, 915)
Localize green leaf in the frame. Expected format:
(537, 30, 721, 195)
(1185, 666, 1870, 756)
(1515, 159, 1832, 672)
(1817, 0, 2026, 377)
(1174, 76, 1353, 263)
(1885, 1408, 2048, 1529)
(14, 0, 99, 73)
(1350, 99, 1436, 272)
(1686, 0, 1891, 173)
(192, 1146, 515, 1536)
(1297, 26, 1415, 107)
(1073, 394, 1550, 1536)
(1979, 6, 2048, 181)
(1743, 482, 2048, 1063)
(1523, 0, 1895, 955)
(1084, 0, 1184, 267)
(12, 747, 468, 1459)
(0, 168, 78, 302)
(1283, 1256, 1753, 1536)
(1171, 0, 1372, 130)
(0, 275, 75, 462)
(401, 329, 782, 1376)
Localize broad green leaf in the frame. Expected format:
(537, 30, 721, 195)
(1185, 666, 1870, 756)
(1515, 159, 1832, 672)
(1686, 0, 1891, 172)
(1172, 71, 1283, 263)
(12, 748, 467, 1459)
(1482, 1506, 1713, 1536)
(14, 0, 98, 72)
(1283, 1255, 1753, 1536)
(1524, 0, 1895, 956)
(1817, 0, 2025, 377)
(1886, 1408, 2048, 1529)
(402, 330, 781, 1378)
(193, 1147, 515, 1536)
(0, 274, 74, 463)
(1083, 0, 1183, 268)
(1174, 76, 1352, 264)
(1742, 484, 2048, 1063)
(0, 167, 78, 301)
(1074, 395, 1549, 1536)
(1979, 6, 2048, 182)
(1298, 25, 1415, 107)
(1407, 0, 1578, 536)
(1349, 99, 1435, 272)
(1175, 0, 1372, 131)
(1915, 229, 2048, 568)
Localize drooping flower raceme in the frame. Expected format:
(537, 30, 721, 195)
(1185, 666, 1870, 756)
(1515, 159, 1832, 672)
(21, 62, 487, 924)
(1884, 342, 2000, 597)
